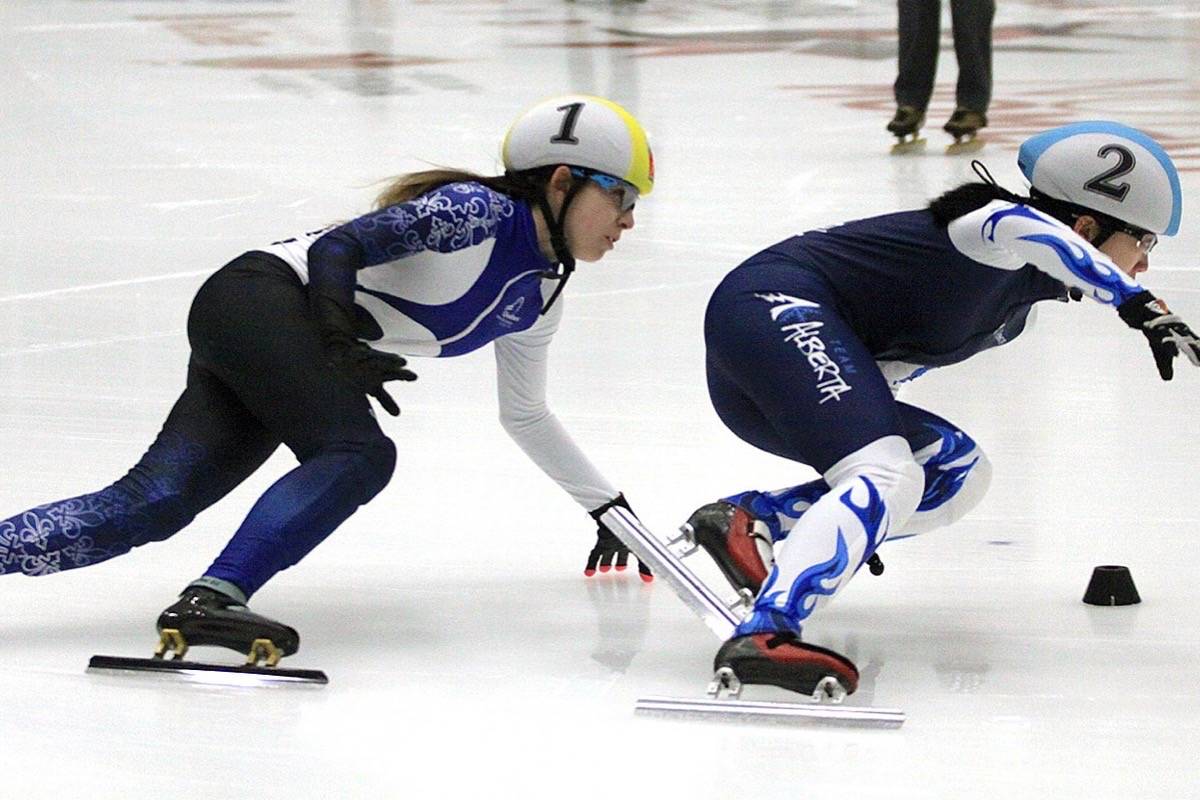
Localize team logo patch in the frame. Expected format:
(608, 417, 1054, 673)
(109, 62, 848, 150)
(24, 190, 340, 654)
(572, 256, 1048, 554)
(499, 296, 525, 326)
(754, 293, 853, 404)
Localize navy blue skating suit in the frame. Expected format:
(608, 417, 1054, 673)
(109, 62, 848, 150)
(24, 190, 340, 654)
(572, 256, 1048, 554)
(1, 183, 620, 596)
(705, 199, 1148, 636)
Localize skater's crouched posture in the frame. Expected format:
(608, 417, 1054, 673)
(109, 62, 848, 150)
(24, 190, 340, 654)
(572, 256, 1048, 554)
(690, 122, 1199, 697)
(0, 95, 654, 661)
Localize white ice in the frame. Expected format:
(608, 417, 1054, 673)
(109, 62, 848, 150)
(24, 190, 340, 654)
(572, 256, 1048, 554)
(1, 1, 1198, 798)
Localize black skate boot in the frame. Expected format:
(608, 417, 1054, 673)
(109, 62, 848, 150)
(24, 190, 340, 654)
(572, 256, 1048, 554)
(943, 107, 987, 154)
(713, 631, 859, 699)
(683, 501, 774, 594)
(156, 586, 300, 665)
(887, 105, 925, 154)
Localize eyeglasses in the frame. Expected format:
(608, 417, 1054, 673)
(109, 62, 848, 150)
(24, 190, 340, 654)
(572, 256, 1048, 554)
(1077, 213, 1159, 255)
(569, 168, 638, 213)
(1117, 224, 1158, 255)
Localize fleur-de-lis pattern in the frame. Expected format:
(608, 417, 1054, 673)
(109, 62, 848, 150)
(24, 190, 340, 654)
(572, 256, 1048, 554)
(0, 432, 209, 576)
(352, 183, 515, 265)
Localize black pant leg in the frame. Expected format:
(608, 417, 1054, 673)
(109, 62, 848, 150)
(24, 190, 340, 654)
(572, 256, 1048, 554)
(894, 0, 942, 111)
(949, 0, 994, 112)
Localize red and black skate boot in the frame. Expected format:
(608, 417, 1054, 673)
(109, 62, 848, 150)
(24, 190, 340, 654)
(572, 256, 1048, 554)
(683, 501, 774, 594)
(714, 631, 859, 698)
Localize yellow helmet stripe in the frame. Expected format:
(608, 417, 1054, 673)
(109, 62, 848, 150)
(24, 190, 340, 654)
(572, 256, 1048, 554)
(585, 95, 654, 196)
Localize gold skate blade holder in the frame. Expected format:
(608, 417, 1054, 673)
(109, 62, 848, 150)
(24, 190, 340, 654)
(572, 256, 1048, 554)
(247, 638, 283, 667)
(154, 628, 188, 661)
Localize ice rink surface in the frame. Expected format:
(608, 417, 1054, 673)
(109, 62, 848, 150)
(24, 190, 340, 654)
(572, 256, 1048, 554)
(2, 1, 1198, 797)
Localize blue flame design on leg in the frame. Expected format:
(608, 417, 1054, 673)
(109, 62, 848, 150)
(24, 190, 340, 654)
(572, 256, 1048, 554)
(917, 424, 980, 512)
(840, 476, 886, 558)
(734, 476, 887, 636)
(735, 531, 850, 635)
(723, 480, 829, 542)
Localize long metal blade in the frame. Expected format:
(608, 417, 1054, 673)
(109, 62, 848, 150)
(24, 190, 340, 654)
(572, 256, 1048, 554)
(601, 506, 743, 639)
(87, 655, 328, 686)
(635, 695, 905, 728)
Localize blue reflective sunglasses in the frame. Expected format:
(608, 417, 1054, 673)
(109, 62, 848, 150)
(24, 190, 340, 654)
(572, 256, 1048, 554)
(569, 168, 638, 213)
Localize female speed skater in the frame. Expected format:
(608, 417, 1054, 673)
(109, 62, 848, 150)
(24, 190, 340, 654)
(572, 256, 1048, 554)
(686, 121, 1200, 698)
(0, 94, 654, 663)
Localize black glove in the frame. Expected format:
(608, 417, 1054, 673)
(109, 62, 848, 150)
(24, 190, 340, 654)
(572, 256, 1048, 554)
(330, 340, 417, 416)
(585, 494, 653, 581)
(1117, 290, 1200, 381)
(312, 295, 417, 415)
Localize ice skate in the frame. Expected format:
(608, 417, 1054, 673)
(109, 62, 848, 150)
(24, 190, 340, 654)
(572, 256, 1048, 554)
(887, 105, 926, 155)
(943, 107, 986, 155)
(88, 586, 327, 685)
(712, 631, 859, 700)
(155, 585, 300, 663)
(681, 501, 774, 594)
(598, 506, 904, 726)
(684, 499, 884, 590)
(635, 632, 904, 727)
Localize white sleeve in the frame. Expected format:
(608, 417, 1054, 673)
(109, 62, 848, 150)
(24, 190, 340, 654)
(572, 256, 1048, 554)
(494, 293, 618, 511)
(947, 199, 1144, 307)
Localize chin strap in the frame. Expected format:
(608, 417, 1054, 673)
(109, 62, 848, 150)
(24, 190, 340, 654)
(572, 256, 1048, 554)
(536, 180, 585, 315)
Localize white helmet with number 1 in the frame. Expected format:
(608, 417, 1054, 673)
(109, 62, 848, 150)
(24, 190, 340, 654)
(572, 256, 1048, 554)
(502, 94, 654, 196)
(1018, 121, 1182, 236)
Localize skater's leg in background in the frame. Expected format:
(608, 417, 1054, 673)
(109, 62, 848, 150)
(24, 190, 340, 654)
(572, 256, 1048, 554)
(949, 0, 994, 113)
(893, 0, 941, 112)
(186, 254, 396, 600)
(0, 362, 279, 577)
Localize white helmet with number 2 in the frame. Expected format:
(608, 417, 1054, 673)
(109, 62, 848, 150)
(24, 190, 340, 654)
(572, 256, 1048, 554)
(502, 94, 654, 196)
(1018, 121, 1182, 236)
